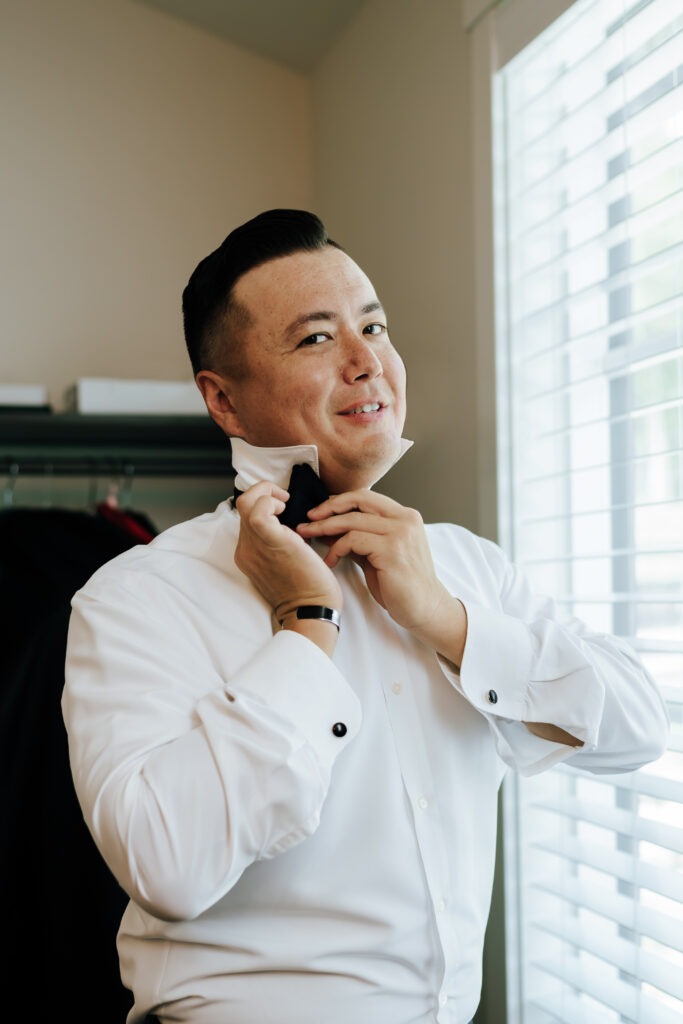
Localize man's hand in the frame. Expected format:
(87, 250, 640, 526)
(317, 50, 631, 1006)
(298, 492, 583, 745)
(296, 490, 467, 666)
(234, 482, 343, 631)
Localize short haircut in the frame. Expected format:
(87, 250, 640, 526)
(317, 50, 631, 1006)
(182, 209, 342, 379)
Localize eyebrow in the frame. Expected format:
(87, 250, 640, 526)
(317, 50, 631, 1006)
(284, 301, 384, 338)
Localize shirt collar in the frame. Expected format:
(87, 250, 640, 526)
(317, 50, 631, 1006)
(230, 436, 414, 494)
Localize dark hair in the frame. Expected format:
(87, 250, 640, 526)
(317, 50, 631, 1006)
(182, 209, 342, 378)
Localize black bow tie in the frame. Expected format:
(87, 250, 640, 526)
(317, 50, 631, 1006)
(233, 463, 329, 530)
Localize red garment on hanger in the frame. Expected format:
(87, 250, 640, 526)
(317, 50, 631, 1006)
(95, 502, 155, 544)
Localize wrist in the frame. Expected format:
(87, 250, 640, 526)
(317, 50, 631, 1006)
(413, 592, 468, 668)
(279, 605, 341, 630)
(276, 594, 342, 624)
(280, 610, 340, 658)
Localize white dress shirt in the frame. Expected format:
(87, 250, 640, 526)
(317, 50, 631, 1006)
(62, 441, 669, 1024)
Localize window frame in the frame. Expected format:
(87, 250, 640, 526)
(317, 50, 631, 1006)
(467, 1, 680, 1022)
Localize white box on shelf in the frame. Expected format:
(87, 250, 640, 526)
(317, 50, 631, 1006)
(0, 383, 49, 407)
(65, 378, 207, 416)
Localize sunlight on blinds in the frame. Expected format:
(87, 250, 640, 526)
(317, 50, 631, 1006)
(493, 0, 683, 1021)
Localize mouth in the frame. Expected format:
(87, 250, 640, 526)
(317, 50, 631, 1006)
(338, 401, 386, 417)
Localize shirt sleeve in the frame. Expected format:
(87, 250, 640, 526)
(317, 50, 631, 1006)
(436, 536, 669, 776)
(62, 576, 361, 923)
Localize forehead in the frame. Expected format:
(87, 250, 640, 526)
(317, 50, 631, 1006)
(233, 247, 377, 332)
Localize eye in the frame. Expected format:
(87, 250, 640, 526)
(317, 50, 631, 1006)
(298, 333, 329, 347)
(364, 323, 386, 336)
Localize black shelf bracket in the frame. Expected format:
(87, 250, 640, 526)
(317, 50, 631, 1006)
(0, 413, 234, 478)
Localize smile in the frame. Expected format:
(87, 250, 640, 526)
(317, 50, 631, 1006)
(339, 402, 383, 415)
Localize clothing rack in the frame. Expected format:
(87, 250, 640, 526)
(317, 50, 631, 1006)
(0, 413, 233, 478)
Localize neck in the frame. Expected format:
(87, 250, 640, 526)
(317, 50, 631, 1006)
(230, 436, 414, 493)
(230, 438, 319, 493)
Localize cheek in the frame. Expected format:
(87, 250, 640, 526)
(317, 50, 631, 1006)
(271, 383, 324, 434)
(387, 349, 407, 391)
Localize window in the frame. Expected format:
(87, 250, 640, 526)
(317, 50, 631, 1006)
(491, 0, 683, 1021)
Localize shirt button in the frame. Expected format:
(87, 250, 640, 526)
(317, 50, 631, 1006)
(487, 689, 498, 704)
(437, 898, 447, 912)
(417, 796, 429, 810)
(331, 722, 347, 737)
(439, 992, 448, 1006)
(391, 682, 403, 695)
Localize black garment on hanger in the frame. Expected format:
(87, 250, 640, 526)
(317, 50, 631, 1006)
(1, 507, 156, 1023)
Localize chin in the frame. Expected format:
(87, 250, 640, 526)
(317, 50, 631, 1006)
(325, 448, 399, 493)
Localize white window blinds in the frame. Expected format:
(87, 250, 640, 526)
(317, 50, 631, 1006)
(492, 0, 683, 1021)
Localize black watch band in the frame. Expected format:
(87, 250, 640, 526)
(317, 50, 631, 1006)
(295, 606, 341, 631)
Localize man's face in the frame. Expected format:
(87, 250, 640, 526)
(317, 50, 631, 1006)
(214, 246, 407, 493)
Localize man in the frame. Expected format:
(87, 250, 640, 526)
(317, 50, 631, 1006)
(63, 209, 668, 1024)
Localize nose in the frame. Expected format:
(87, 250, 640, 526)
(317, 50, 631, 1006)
(341, 331, 383, 384)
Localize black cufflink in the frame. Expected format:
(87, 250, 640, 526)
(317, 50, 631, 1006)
(487, 690, 498, 704)
(332, 722, 347, 737)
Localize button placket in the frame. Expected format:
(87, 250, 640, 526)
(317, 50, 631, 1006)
(379, 629, 459, 1004)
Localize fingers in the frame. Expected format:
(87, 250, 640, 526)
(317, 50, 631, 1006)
(252, 494, 287, 515)
(235, 480, 289, 516)
(249, 494, 287, 539)
(235, 481, 291, 545)
(297, 511, 388, 538)
(305, 489, 409, 521)
(323, 530, 382, 569)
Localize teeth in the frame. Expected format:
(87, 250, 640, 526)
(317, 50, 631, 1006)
(347, 403, 381, 414)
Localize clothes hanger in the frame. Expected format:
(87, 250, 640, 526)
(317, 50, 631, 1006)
(103, 478, 121, 510)
(120, 463, 134, 511)
(87, 460, 100, 511)
(3, 462, 19, 509)
(95, 463, 156, 543)
(41, 461, 54, 509)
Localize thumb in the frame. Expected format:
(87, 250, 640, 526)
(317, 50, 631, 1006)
(249, 495, 288, 542)
(355, 558, 386, 609)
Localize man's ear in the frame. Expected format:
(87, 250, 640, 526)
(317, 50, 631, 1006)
(195, 370, 244, 437)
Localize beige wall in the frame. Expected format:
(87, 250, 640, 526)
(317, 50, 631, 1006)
(1, 0, 480, 529)
(312, 0, 478, 530)
(0, 0, 312, 410)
